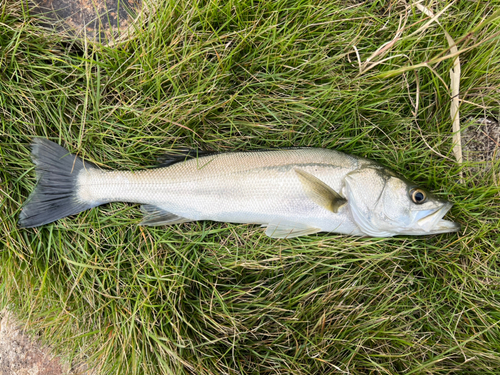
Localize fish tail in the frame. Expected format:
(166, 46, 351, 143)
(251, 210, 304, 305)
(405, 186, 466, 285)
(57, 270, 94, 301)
(19, 138, 98, 228)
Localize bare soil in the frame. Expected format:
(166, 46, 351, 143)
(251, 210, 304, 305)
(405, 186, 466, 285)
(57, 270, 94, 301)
(462, 116, 500, 173)
(0, 309, 89, 375)
(28, 0, 142, 43)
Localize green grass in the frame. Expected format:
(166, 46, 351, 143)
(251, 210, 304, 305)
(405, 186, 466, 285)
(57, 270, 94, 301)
(1, 0, 500, 374)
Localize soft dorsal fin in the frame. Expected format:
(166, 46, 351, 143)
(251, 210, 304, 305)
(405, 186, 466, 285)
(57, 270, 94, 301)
(295, 169, 347, 213)
(139, 204, 193, 226)
(264, 221, 321, 238)
(157, 149, 217, 167)
(157, 147, 306, 167)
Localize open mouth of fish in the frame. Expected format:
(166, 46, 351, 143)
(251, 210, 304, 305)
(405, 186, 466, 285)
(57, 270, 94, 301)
(417, 202, 460, 234)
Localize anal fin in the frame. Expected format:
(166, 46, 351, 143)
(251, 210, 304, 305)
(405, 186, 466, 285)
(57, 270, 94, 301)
(140, 204, 192, 226)
(264, 221, 321, 238)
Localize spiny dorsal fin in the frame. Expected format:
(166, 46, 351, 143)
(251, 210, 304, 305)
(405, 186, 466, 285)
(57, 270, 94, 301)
(295, 169, 347, 213)
(139, 204, 193, 226)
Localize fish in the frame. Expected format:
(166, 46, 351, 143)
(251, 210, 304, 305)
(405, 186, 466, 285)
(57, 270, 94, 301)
(18, 138, 460, 238)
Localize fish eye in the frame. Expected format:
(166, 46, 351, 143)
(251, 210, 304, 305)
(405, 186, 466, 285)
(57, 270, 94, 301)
(410, 188, 427, 204)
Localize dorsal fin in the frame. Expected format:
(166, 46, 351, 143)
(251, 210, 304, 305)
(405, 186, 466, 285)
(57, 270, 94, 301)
(156, 149, 217, 167)
(156, 147, 308, 167)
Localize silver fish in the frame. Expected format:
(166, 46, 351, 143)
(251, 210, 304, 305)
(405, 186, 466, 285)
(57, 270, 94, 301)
(19, 138, 460, 237)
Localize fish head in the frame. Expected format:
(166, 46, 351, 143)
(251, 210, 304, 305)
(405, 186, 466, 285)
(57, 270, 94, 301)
(343, 165, 460, 237)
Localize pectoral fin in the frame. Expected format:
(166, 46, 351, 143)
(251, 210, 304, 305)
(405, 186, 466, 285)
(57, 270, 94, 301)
(295, 169, 347, 213)
(264, 221, 321, 238)
(140, 205, 192, 226)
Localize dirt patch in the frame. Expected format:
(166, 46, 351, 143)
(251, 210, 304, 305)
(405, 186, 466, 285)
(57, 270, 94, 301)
(27, 0, 143, 44)
(462, 116, 500, 174)
(0, 309, 90, 375)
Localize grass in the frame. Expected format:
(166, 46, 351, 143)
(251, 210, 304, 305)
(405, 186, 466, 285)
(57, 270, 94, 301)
(1, 0, 500, 374)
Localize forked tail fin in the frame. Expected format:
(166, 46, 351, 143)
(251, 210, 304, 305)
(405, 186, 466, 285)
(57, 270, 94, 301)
(19, 138, 98, 228)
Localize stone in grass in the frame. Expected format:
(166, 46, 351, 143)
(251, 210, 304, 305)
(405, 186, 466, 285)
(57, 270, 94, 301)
(462, 117, 500, 176)
(26, 0, 146, 46)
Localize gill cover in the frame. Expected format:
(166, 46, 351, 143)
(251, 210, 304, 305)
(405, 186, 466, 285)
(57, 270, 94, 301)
(343, 167, 397, 237)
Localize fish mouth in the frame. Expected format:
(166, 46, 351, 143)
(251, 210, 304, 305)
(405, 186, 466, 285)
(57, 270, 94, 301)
(417, 202, 460, 234)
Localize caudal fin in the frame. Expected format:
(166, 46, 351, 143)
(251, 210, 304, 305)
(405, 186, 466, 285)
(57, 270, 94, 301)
(19, 138, 98, 228)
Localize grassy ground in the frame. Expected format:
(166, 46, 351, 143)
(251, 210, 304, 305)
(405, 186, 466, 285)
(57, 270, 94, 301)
(1, 0, 500, 374)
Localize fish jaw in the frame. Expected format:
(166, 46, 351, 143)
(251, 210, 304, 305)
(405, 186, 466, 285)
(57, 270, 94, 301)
(401, 202, 460, 235)
(416, 202, 461, 234)
(427, 219, 461, 234)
